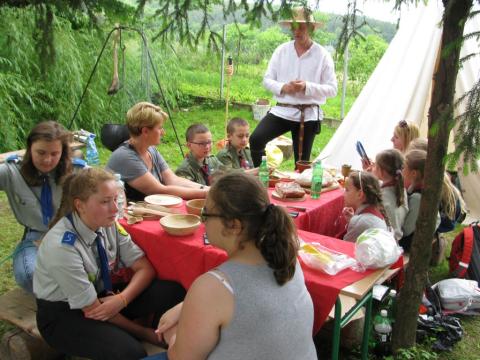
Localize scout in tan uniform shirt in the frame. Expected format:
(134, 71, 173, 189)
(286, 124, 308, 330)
(0, 121, 77, 293)
(175, 123, 223, 186)
(216, 117, 258, 176)
(34, 168, 185, 360)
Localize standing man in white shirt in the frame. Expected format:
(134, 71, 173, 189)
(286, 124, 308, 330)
(250, 7, 337, 167)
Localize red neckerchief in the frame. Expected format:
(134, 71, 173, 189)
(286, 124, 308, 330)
(200, 161, 211, 185)
(335, 205, 384, 239)
(358, 205, 384, 220)
(237, 151, 249, 169)
(381, 180, 396, 188)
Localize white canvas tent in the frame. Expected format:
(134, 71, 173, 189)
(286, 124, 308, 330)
(318, 1, 480, 219)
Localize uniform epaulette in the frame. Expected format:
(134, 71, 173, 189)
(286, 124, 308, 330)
(72, 158, 87, 168)
(6, 154, 20, 163)
(61, 231, 77, 246)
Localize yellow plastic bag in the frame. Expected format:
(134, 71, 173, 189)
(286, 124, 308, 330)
(265, 144, 283, 168)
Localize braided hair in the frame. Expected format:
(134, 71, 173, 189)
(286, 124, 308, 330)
(375, 149, 405, 207)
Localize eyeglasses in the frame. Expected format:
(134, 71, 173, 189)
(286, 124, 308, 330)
(200, 207, 224, 223)
(189, 141, 212, 147)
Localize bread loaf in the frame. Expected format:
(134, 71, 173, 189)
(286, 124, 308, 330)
(275, 182, 305, 198)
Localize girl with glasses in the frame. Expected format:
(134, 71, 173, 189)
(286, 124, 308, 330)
(149, 172, 317, 360)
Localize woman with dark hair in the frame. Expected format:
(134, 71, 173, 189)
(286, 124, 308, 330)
(150, 172, 317, 360)
(0, 121, 74, 292)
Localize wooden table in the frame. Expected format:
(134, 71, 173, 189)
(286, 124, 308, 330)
(121, 214, 385, 334)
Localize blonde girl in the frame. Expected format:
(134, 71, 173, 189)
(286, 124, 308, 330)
(438, 173, 467, 232)
(391, 120, 420, 153)
(342, 171, 389, 242)
(34, 168, 185, 359)
(374, 149, 408, 241)
(400, 149, 440, 252)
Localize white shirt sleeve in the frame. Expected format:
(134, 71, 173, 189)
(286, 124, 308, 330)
(263, 46, 285, 96)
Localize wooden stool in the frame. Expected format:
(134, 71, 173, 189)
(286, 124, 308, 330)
(0, 289, 165, 359)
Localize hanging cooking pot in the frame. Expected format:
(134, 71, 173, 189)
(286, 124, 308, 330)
(100, 123, 130, 152)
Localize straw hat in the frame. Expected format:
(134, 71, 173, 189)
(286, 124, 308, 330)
(279, 7, 322, 30)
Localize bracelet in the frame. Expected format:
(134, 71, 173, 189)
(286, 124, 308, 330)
(118, 293, 128, 308)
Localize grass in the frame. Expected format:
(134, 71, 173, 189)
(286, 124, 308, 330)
(0, 104, 479, 359)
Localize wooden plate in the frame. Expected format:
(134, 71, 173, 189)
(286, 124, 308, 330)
(144, 194, 183, 207)
(271, 190, 306, 202)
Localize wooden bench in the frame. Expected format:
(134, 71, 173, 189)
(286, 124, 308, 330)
(0, 141, 85, 164)
(0, 289, 165, 360)
(327, 255, 409, 360)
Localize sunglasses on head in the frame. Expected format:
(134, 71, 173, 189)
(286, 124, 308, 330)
(398, 120, 408, 129)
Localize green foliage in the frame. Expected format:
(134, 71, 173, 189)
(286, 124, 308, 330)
(342, 34, 389, 89)
(393, 346, 439, 360)
(450, 76, 480, 173)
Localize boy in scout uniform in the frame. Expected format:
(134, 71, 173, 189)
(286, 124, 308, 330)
(175, 123, 223, 186)
(217, 117, 258, 175)
(34, 168, 185, 360)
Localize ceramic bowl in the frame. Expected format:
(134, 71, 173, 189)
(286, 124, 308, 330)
(296, 160, 312, 173)
(185, 199, 205, 216)
(160, 214, 201, 236)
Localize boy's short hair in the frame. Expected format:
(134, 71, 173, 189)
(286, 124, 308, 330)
(227, 117, 249, 135)
(186, 123, 210, 142)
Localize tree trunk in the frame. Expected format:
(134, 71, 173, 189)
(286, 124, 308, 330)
(392, 0, 473, 352)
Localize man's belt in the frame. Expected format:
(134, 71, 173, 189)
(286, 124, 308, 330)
(276, 103, 318, 161)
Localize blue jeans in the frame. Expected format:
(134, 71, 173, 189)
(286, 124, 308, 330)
(13, 229, 42, 293)
(142, 352, 168, 360)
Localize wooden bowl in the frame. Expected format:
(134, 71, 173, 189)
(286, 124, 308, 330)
(160, 214, 201, 236)
(186, 199, 205, 216)
(296, 160, 312, 173)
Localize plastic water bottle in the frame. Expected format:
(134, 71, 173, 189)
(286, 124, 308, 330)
(114, 173, 126, 219)
(310, 160, 323, 199)
(386, 289, 397, 321)
(259, 156, 269, 188)
(85, 133, 100, 165)
(374, 309, 392, 356)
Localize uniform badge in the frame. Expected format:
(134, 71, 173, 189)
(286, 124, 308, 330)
(61, 231, 77, 246)
(116, 222, 128, 236)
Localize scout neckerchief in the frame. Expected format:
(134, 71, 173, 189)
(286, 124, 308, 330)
(200, 160, 211, 185)
(238, 151, 250, 170)
(40, 175, 54, 225)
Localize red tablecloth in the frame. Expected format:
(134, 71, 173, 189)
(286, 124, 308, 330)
(121, 219, 376, 333)
(270, 188, 346, 236)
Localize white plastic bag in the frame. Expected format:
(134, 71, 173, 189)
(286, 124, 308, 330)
(434, 278, 480, 313)
(355, 228, 402, 269)
(299, 241, 358, 275)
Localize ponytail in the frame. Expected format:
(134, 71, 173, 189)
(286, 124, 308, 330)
(394, 170, 405, 208)
(255, 204, 299, 285)
(375, 149, 405, 207)
(209, 173, 299, 286)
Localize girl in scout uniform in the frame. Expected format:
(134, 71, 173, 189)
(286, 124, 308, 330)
(33, 168, 185, 360)
(0, 121, 74, 292)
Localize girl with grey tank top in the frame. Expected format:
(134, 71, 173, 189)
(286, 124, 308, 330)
(146, 172, 317, 360)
